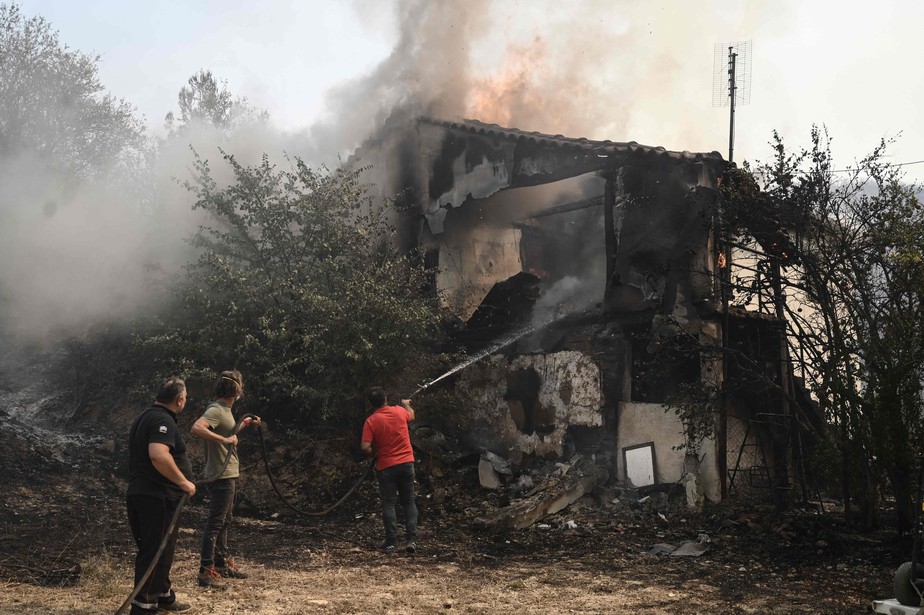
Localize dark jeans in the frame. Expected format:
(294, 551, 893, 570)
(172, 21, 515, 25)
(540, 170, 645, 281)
(376, 462, 417, 545)
(200, 477, 236, 568)
(126, 494, 180, 614)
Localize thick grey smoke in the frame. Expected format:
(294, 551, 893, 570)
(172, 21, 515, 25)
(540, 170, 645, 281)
(1, 0, 759, 341)
(0, 152, 152, 339)
(289, 0, 490, 165)
(0, 107, 285, 342)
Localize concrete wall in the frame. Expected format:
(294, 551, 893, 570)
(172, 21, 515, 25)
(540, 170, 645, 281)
(617, 401, 721, 502)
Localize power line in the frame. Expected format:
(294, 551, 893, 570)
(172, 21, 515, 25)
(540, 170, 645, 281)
(832, 159, 924, 173)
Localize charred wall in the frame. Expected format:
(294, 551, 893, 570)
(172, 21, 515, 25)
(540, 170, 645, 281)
(454, 351, 604, 463)
(354, 117, 730, 501)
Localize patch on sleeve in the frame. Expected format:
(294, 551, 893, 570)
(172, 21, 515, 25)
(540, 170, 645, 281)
(159, 425, 168, 434)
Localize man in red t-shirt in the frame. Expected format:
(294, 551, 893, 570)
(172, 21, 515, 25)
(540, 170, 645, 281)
(361, 387, 417, 553)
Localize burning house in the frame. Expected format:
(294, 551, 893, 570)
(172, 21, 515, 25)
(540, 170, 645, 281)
(355, 116, 805, 507)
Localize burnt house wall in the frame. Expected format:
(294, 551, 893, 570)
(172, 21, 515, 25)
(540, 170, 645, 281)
(605, 160, 719, 316)
(353, 118, 723, 323)
(353, 117, 731, 501)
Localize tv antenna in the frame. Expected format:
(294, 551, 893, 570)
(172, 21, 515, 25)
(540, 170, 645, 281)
(713, 41, 752, 163)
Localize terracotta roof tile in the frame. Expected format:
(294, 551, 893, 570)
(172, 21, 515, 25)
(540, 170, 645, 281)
(419, 117, 726, 163)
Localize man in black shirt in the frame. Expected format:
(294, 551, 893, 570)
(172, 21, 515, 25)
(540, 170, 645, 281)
(126, 377, 196, 614)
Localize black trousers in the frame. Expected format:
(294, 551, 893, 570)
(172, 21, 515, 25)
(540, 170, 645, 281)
(126, 494, 181, 613)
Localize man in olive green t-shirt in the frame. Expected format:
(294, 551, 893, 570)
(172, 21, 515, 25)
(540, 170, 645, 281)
(190, 370, 260, 588)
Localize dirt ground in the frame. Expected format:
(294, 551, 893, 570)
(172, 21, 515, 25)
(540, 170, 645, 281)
(0, 419, 912, 615)
(0, 491, 907, 615)
(0, 353, 913, 615)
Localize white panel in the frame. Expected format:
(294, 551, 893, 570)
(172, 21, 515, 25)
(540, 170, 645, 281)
(625, 444, 655, 488)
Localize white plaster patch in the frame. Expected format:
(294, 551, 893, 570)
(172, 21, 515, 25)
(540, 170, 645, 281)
(432, 156, 510, 213)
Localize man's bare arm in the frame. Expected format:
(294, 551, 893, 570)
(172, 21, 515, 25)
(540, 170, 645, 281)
(149, 443, 196, 496)
(191, 418, 238, 446)
(400, 399, 415, 421)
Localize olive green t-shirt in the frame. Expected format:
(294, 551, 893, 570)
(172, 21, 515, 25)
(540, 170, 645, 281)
(201, 401, 240, 479)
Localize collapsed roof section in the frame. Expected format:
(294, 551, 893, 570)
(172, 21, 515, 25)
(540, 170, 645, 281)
(355, 116, 728, 325)
(418, 118, 724, 235)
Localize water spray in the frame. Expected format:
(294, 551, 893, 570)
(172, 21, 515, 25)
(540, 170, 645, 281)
(409, 313, 568, 398)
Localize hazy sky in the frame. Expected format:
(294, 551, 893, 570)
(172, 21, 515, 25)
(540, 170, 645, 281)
(17, 0, 924, 182)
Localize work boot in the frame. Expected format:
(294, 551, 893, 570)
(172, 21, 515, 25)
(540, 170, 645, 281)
(196, 565, 226, 590)
(157, 599, 192, 612)
(381, 542, 396, 554)
(156, 588, 191, 612)
(215, 558, 249, 579)
(405, 541, 416, 554)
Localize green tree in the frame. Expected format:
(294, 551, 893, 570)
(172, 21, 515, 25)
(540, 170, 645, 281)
(135, 152, 445, 427)
(0, 2, 144, 178)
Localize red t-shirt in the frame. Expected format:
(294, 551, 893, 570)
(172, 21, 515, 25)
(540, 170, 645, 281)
(362, 405, 414, 470)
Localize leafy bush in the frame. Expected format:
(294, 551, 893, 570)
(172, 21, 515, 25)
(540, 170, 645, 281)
(134, 152, 446, 428)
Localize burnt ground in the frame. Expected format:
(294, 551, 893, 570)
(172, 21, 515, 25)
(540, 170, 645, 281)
(0, 398, 914, 615)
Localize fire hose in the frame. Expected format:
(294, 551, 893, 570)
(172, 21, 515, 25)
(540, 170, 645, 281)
(115, 413, 373, 615)
(252, 421, 374, 517)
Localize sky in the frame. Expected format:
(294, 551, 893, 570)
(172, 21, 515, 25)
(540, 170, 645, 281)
(15, 0, 924, 183)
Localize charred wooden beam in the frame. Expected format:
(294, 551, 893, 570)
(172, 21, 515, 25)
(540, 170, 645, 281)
(526, 195, 604, 219)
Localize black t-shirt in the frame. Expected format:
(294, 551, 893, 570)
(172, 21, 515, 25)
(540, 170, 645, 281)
(127, 404, 193, 500)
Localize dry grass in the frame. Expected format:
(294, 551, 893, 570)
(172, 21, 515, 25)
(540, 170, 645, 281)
(78, 552, 125, 602)
(0, 537, 886, 615)
(0, 549, 721, 615)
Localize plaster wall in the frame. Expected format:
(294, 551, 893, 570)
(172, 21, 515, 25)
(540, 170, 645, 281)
(455, 351, 603, 462)
(617, 401, 721, 502)
(435, 226, 523, 321)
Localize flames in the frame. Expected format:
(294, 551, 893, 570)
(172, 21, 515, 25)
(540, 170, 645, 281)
(467, 37, 549, 128)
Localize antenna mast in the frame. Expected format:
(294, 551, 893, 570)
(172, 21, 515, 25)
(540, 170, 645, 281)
(728, 48, 737, 163)
(711, 40, 752, 499)
(713, 41, 752, 163)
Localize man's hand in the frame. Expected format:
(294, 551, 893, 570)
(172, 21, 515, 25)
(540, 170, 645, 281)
(238, 416, 261, 434)
(224, 434, 239, 446)
(181, 479, 196, 497)
(360, 440, 375, 458)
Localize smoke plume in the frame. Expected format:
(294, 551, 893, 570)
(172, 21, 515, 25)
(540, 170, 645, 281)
(1, 0, 763, 341)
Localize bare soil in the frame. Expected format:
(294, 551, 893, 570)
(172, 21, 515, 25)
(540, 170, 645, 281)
(0, 368, 910, 615)
(0, 428, 910, 615)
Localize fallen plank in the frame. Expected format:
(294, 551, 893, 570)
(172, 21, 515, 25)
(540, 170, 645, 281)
(475, 459, 608, 531)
